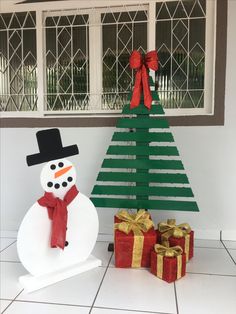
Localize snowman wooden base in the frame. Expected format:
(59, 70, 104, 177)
(17, 188, 101, 293)
(19, 255, 101, 293)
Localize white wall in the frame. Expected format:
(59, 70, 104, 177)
(1, 1, 236, 240)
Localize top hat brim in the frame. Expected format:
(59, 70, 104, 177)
(26, 145, 79, 166)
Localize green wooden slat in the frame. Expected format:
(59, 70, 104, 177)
(122, 104, 164, 115)
(92, 185, 194, 197)
(102, 159, 184, 170)
(90, 197, 199, 212)
(112, 132, 174, 142)
(117, 117, 169, 129)
(96, 172, 189, 184)
(107, 145, 179, 156)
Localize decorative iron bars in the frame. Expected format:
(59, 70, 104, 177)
(156, 0, 206, 109)
(102, 8, 147, 110)
(0, 1, 209, 114)
(44, 13, 89, 111)
(0, 12, 37, 112)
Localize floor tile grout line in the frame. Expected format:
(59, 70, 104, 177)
(0, 260, 108, 268)
(220, 239, 236, 266)
(92, 305, 175, 314)
(1, 289, 24, 314)
(89, 253, 114, 314)
(173, 282, 179, 314)
(0, 240, 17, 253)
(0, 260, 21, 263)
(194, 246, 224, 250)
(3, 298, 91, 309)
(186, 271, 236, 277)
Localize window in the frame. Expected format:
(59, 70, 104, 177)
(101, 9, 147, 111)
(0, 11, 37, 112)
(156, 0, 206, 112)
(0, 0, 227, 126)
(44, 13, 89, 112)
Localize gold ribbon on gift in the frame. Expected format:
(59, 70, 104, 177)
(115, 209, 154, 267)
(154, 244, 183, 280)
(158, 219, 191, 261)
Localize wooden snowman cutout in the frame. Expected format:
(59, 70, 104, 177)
(17, 129, 101, 292)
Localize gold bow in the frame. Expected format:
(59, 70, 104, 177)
(154, 244, 183, 280)
(154, 244, 183, 257)
(115, 209, 154, 267)
(115, 209, 154, 236)
(158, 219, 191, 261)
(158, 219, 191, 239)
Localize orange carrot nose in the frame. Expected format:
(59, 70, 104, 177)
(54, 166, 72, 178)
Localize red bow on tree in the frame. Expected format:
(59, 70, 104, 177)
(129, 50, 158, 109)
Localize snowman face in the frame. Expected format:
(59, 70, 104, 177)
(40, 158, 76, 198)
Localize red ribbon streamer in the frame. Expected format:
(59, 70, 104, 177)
(38, 185, 79, 250)
(129, 50, 158, 109)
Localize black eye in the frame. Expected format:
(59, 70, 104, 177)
(62, 182, 67, 187)
(55, 183, 60, 189)
(67, 177, 73, 182)
(47, 182, 53, 187)
(50, 164, 56, 170)
(58, 162, 64, 168)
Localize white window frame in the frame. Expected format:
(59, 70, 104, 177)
(0, 0, 216, 118)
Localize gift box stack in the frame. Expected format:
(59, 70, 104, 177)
(114, 210, 194, 283)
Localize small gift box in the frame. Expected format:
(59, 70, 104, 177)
(156, 219, 194, 261)
(114, 209, 156, 268)
(150, 244, 186, 283)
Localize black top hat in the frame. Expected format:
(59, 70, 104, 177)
(26, 128, 79, 166)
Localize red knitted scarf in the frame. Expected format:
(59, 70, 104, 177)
(38, 185, 78, 249)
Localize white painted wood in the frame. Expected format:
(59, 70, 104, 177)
(89, 11, 102, 111)
(17, 191, 99, 276)
(36, 10, 45, 116)
(17, 158, 99, 279)
(204, 0, 216, 114)
(19, 255, 101, 293)
(147, 1, 156, 85)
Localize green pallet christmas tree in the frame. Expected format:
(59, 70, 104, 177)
(90, 51, 199, 213)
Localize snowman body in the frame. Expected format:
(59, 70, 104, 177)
(17, 158, 99, 277)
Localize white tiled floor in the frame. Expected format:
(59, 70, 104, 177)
(1, 237, 236, 314)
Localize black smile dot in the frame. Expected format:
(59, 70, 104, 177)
(50, 164, 56, 170)
(47, 181, 53, 188)
(65, 241, 69, 247)
(67, 176, 73, 182)
(62, 182, 67, 187)
(58, 162, 64, 168)
(55, 183, 60, 189)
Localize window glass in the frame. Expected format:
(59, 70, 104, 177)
(44, 14, 89, 111)
(0, 12, 37, 111)
(156, 0, 206, 109)
(102, 9, 147, 110)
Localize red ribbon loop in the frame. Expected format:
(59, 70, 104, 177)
(38, 185, 79, 250)
(129, 50, 158, 109)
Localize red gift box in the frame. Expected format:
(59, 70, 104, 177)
(150, 244, 186, 283)
(157, 219, 194, 261)
(114, 210, 156, 268)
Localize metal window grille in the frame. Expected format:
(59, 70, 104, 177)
(0, 0, 213, 116)
(101, 7, 148, 110)
(44, 13, 89, 111)
(156, 0, 206, 109)
(0, 11, 37, 112)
